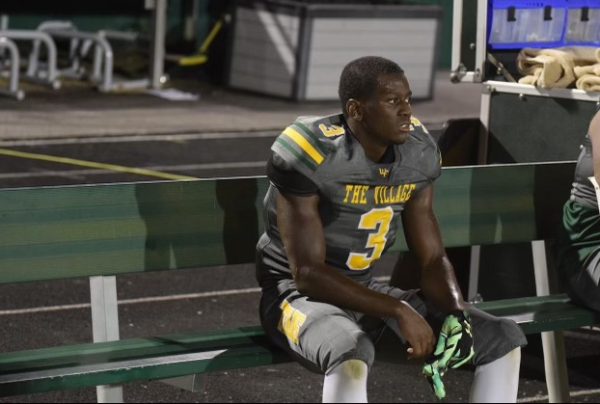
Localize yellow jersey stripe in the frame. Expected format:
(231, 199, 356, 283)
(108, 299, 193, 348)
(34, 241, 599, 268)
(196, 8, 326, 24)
(282, 127, 324, 165)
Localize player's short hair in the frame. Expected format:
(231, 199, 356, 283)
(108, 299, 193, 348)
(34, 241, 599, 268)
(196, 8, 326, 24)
(338, 56, 404, 116)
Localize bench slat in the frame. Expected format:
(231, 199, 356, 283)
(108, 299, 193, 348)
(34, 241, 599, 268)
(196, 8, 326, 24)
(0, 162, 575, 284)
(2, 293, 598, 396)
(476, 294, 600, 334)
(0, 327, 289, 396)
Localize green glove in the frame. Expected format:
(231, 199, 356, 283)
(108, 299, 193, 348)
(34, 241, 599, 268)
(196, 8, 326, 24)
(422, 311, 475, 400)
(422, 360, 446, 400)
(435, 311, 475, 370)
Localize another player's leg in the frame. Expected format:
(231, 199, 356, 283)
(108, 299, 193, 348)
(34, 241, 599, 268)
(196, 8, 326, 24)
(564, 247, 600, 312)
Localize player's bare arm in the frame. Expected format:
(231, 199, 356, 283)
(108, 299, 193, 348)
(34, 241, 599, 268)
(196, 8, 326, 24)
(276, 191, 436, 359)
(401, 184, 466, 313)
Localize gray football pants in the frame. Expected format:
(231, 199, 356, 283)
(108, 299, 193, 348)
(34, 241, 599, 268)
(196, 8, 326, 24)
(259, 279, 527, 375)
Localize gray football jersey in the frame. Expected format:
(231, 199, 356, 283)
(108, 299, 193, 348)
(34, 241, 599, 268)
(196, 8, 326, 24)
(257, 113, 441, 287)
(571, 134, 596, 209)
(572, 106, 600, 210)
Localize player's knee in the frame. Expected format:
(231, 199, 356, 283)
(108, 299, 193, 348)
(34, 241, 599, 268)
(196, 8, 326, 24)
(496, 317, 526, 343)
(336, 359, 369, 380)
(327, 331, 375, 373)
(478, 315, 527, 364)
(503, 346, 521, 367)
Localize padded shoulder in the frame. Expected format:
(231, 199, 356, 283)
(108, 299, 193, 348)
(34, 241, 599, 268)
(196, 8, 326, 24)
(297, 114, 347, 140)
(270, 114, 345, 179)
(406, 116, 442, 181)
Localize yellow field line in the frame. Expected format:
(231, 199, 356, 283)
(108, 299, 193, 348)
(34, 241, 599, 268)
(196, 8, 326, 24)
(0, 148, 198, 181)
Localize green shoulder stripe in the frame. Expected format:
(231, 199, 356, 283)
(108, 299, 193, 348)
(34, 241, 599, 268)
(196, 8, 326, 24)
(273, 137, 317, 171)
(292, 122, 328, 155)
(280, 126, 325, 166)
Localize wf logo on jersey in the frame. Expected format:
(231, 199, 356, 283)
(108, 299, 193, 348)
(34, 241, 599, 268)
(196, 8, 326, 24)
(379, 168, 390, 178)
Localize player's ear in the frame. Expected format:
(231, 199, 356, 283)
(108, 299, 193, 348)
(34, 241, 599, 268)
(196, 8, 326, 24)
(347, 99, 362, 121)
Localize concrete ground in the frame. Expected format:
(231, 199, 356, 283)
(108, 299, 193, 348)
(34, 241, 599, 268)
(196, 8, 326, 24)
(0, 70, 482, 140)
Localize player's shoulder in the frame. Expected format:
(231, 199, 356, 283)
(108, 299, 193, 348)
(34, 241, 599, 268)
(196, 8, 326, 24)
(294, 113, 347, 142)
(408, 116, 436, 148)
(400, 116, 442, 179)
(272, 113, 345, 173)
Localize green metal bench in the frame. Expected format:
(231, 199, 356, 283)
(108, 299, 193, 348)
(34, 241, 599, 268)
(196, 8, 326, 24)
(0, 161, 597, 402)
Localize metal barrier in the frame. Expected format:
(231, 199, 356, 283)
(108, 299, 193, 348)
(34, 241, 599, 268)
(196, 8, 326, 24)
(0, 36, 24, 100)
(43, 28, 150, 92)
(0, 30, 60, 90)
(27, 21, 83, 82)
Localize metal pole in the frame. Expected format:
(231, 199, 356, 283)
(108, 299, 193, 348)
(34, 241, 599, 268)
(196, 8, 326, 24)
(474, 0, 488, 82)
(451, 0, 463, 74)
(150, 0, 167, 89)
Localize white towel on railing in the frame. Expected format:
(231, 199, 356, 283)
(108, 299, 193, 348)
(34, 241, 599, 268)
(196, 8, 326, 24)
(574, 63, 600, 78)
(576, 74, 600, 92)
(517, 47, 599, 89)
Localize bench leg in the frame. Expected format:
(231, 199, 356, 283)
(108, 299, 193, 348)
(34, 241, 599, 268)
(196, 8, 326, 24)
(160, 374, 204, 392)
(90, 276, 124, 403)
(531, 240, 570, 403)
(468, 245, 482, 302)
(541, 331, 570, 403)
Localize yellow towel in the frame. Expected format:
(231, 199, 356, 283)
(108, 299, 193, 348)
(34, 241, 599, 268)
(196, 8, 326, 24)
(517, 47, 599, 89)
(559, 46, 599, 64)
(576, 74, 600, 92)
(574, 63, 600, 78)
(518, 68, 542, 85)
(517, 48, 575, 88)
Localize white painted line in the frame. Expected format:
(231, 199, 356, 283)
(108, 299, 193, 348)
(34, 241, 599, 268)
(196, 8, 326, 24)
(0, 161, 267, 179)
(518, 388, 600, 403)
(0, 131, 280, 147)
(0, 276, 391, 316)
(0, 287, 261, 316)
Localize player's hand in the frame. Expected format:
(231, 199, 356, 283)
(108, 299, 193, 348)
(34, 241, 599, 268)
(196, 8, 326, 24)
(394, 301, 435, 360)
(433, 311, 475, 370)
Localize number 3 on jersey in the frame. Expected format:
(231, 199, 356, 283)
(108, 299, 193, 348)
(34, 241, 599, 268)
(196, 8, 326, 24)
(346, 207, 394, 271)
